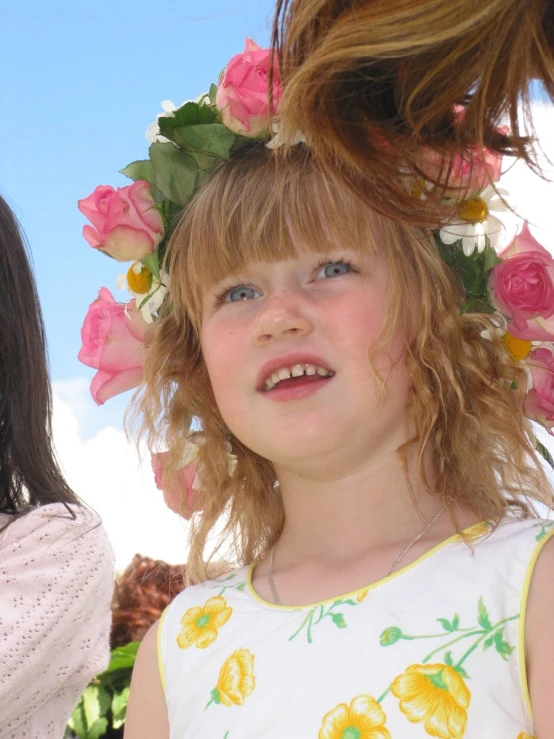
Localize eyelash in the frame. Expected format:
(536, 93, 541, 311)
(314, 256, 357, 275)
(213, 282, 259, 306)
(213, 257, 358, 305)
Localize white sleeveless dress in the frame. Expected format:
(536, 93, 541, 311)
(158, 516, 553, 738)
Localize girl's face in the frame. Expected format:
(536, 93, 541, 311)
(200, 248, 412, 474)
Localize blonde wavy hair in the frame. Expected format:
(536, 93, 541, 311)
(133, 143, 552, 583)
(271, 0, 554, 225)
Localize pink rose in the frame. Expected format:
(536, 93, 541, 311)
(419, 145, 502, 195)
(489, 224, 554, 341)
(78, 181, 164, 262)
(525, 347, 554, 431)
(216, 38, 283, 137)
(78, 287, 148, 405)
(151, 450, 201, 520)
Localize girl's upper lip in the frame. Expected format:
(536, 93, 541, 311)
(256, 353, 335, 390)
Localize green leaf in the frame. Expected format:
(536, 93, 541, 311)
(444, 650, 453, 666)
(437, 618, 454, 632)
(140, 251, 161, 280)
(149, 142, 197, 205)
(169, 123, 236, 162)
(82, 686, 99, 728)
(477, 597, 492, 631)
(104, 642, 140, 674)
(493, 628, 514, 660)
(483, 635, 494, 650)
(331, 612, 347, 629)
(68, 699, 87, 735)
(87, 718, 109, 739)
(112, 686, 131, 728)
(452, 614, 460, 630)
(536, 439, 554, 470)
(120, 159, 154, 184)
(158, 101, 217, 138)
(482, 246, 502, 272)
(236, 582, 246, 592)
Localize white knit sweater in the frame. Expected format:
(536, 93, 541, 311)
(0, 503, 114, 738)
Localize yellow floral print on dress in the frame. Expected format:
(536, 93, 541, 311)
(319, 695, 391, 739)
(517, 734, 536, 739)
(357, 589, 369, 603)
(177, 595, 232, 649)
(391, 663, 471, 739)
(206, 648, 255, 708)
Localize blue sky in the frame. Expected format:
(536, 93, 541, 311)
(1, 0, 275, 435)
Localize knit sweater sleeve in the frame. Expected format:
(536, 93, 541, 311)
(0, 503, 114, 735)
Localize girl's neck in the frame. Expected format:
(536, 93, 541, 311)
(273, 448, 453, 566)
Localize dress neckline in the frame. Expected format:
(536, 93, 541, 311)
(245, 520, 492, 611)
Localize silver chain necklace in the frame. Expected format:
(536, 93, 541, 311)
(267, 506, 445, 606)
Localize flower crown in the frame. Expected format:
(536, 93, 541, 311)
(77, 39, 554, 513)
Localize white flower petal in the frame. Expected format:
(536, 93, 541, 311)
(145, 122, 160, 143)
(160, 100, 177, 115)
(116, 274, 129, 292)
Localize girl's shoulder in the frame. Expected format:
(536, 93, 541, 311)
(164, 565, 251, 616)
(0, 502, 114, 599)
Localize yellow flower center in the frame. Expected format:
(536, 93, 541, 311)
(502, 332, 532, 362)
(126, 264, 152, 294)
(457, 196, 488, 223)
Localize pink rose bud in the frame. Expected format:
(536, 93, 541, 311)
(78, 181, 164, 262)
(489, 224, 554, 341)
(525, 347, 554, 432)
(151, 451, 201, 520)
(78, 288, 148, 405)
(216, 38, 283, 138)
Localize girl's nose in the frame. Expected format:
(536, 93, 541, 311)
(252, 293, 313, 346)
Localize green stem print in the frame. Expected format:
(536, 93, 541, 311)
(288, 598, 359, 643)
(379, 597, 518, 683)
(533, 520, 554, 542)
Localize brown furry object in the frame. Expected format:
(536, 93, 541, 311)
(272, 0, 554, 225)
(110, 554, 186, 648)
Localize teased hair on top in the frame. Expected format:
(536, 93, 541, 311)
(271, 0, 554, 226)
(132, 144, 552, 583)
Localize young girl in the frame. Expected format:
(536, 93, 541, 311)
(0, 196, 114, 738)
(124, 142, 554, 738)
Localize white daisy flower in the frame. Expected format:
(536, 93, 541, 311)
(116, 261, 169, 324)
(439, 185, 514, 256)
(146, 94, 210, 143)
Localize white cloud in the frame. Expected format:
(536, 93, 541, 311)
(52, 379, 191, 571)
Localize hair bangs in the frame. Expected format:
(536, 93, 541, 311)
(168, 143, 382, 323)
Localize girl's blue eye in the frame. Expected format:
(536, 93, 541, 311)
(224, 285, 259, 302)
(317, 261, 353, 279)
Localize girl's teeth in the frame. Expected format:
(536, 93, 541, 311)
(264, 364, 334, 390)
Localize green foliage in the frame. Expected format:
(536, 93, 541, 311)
(435, 234, 500, 314)
(66, 642, 139, 738)
(477, 596, 493, 631)
(120, 160, 154, 184)
(536, 439, 554, 470)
